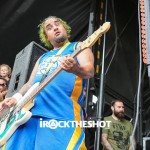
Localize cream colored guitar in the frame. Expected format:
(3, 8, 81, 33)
(0, 22, 111, 146)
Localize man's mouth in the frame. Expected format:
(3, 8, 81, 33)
(55, 31, 60, 36)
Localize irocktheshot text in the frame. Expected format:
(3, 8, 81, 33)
(39, 118, 111, 129)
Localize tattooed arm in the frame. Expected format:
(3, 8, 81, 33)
(101, 133, 114, 150)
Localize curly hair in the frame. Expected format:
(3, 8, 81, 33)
(38, 16, 71, 48)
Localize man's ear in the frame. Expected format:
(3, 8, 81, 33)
(111, 106, 114, 112)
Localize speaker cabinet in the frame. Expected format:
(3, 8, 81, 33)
(7, 41, 48, 97)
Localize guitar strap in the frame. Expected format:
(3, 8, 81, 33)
(40, 42, 70, 82)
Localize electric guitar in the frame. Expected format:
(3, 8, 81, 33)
(0, 22, 111, 146)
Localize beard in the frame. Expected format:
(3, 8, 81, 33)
(114, 111, 125, 120)
(55, 35, 66, 44)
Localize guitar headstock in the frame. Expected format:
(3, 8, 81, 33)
(80, 22, 111, 50)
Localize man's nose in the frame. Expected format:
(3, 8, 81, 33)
(54, 26, 58, 31)
(120, 108, 124, 111)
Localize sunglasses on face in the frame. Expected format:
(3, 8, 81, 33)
(0, 83, 6, 87)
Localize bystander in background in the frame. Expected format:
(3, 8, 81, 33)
(0, 64, 12, 85)
(0, 77, 8, 102)
(101, 99, 136, 150)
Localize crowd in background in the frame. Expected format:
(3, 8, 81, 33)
(0, 64, 11, 101)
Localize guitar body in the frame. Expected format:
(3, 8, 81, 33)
(23, 99, 34, 111)
(0, 108, 32, 146)
(0, 83, 39, 146)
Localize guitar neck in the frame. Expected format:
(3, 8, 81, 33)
(15, 46, 83, 111)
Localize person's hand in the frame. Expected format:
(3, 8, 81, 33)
(0, 97, 17, 111)
(60, 55, 79, 73)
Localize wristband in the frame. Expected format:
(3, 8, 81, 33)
(12, 93, 23, 102)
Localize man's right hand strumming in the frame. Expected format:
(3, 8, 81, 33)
(0, 97, 17, 111)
